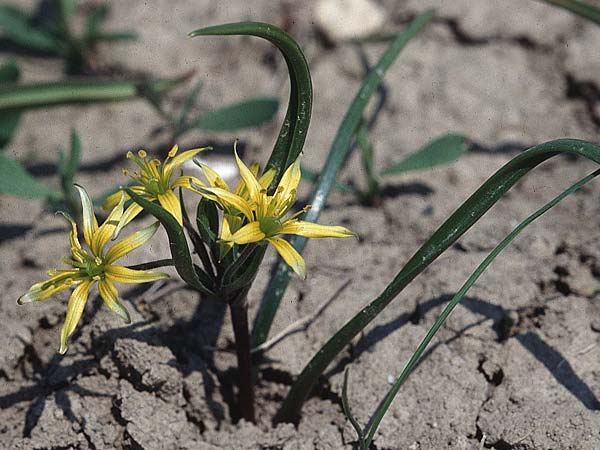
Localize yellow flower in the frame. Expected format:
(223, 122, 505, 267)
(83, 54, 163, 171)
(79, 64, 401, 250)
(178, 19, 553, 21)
(103, 145, 209, 230)
(195, 158, 275, 258)
(18, 185, 168, 354)
(194, 152, 356, 279)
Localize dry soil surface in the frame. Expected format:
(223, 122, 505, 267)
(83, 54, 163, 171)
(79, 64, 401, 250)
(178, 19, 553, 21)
(1, 1, 600, 449)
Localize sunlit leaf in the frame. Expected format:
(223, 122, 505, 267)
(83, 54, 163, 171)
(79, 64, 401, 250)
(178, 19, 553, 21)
(190, 98, 279, 131)
(0, 152, 57, 199)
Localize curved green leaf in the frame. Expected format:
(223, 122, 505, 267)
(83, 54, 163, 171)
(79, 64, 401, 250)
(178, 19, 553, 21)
(0, 153, 58, 199)
(189, 22, 312, 185)
(277, 138, 600, 423)
(380, 133, 468, 176)
(252, 10, 435, 349)
(363, 166, 600, 448)
(125, 188, 214, 295)
(190, 97, 279, 131)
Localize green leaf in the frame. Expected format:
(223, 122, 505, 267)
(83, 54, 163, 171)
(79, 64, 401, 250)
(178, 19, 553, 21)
(189, 97, 279, 132)
(301, 165, 357, 194)
(363, 166, 600, 449)
(537, 0, 600, 25)
(380, 133, 468, 176)
(84, 3, 110, 42)
(0, 59, 19, 83)
(125, 188, 214, 295)
(0, 76, 188, 111)
(177, 79, 203, 134)
(277, 138, 600, 423)
(0, 5, 62, 52)
(252, 10, 435, 350)
(0, 60, 21, 151)
(196, 197, 219, 243)
(341, 369, 365, 444)
(189, 22, 312, 187)
(0, 152, 57, 199)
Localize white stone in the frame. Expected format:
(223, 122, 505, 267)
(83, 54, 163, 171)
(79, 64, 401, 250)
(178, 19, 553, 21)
(314, 0, 386, 42)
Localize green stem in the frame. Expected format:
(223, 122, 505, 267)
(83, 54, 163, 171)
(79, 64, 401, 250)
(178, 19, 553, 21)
(229, 297, 255, 423)
(126, 259, 174, 271)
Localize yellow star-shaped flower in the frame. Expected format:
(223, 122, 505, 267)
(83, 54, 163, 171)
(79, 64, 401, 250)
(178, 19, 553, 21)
(194, 151, 356, 279)
(18, 185, 168, 354)
(103, 145, 209, 230)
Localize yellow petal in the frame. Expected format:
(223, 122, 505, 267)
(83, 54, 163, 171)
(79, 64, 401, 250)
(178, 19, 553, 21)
(196, 186, 253, 221)
(105, 265, 169, 284)
(57, 211, 86, 262)
(113, 202, 144, 239)
(157, 190, 183, 225)
(229, 222, 266, 245)
(18, 271, 82, 304)
(75, 185, 98, 249)
(163, 147, 208, 181)
(59, 279, 94, 354)
(92, 193, 126, 256)
(171, 175, 206, 191)
(102, 190, 126, 210)
(280, 220, 357, 238)
(198, 163, 230, 190)
(105, 222, 160, 264)
(235, 149, 262, 201)
(258, 167, 277, 189)
(267, 237, 306, 279)
(277, 156, 301, 199)
(98, 279, 131, 323)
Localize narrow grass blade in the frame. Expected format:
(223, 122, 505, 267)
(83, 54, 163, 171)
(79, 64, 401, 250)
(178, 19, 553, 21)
(0, 5, 62, 52)
(252, 10, 435, 349)
(277, 138, 600, 423)
(364, 167, 600, 448)
(0, 60, 21, 150)
(125, 188, 214, 295)
(342, 369, 365, 444)
(0, 153, 58, 199)
(301, 165, 358, 194)
(177, 79, 203, 133)
(537, 0, 600, 25)
(380, 133, 468, 176)
(189, 22, 312, 184)
(189, 97, 279, 131)
(0, 76, 188, 111)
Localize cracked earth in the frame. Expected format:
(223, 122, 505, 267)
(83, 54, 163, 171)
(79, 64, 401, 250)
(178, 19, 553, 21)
(1, 0, 600, 449)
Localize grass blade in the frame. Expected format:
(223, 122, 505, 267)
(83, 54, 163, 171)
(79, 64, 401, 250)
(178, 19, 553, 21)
(189, 97, 279, 131)
(0, 76, 188, 111)
(252, 10, 435, 349)
(364, 166, 600, 447)
(189, 22, 312, 185)
(537, 0, 600, 25)
(380, 133, 468, 176)
(0, 59, 21, 151)
(277, 138, 600, 423)
(0, 5, 62, 52)
(125, 188, 214, 295)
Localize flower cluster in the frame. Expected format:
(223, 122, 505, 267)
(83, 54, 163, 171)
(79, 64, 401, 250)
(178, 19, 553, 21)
(18, 145, 355, 353)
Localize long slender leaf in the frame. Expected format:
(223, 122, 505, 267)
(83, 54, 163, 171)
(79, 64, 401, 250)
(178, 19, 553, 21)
(189, 22, 312, 185)
(277, 138, 600, 423)
(125, 188, 214, 295)
(189, 97, 279, 131)
(0, 76, 188, 111)
(364, 166, 600, 448)
(0, 153, 58, 199)
(537, 0, 600, 25)
(380, 133, 468, 176)
(252, 10, 435, 349)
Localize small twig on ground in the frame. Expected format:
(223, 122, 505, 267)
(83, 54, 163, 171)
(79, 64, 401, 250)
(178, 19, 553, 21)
(203, 278, 352, 354)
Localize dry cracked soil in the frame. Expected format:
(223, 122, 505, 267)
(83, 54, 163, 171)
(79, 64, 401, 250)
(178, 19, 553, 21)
(1, 1, 600, 449)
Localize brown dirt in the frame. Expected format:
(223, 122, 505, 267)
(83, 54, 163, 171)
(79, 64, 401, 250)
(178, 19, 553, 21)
(1, 1, 600, 449)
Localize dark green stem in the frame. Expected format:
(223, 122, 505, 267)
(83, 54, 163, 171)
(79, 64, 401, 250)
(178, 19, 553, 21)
(229, 297, 255, 423)
(126, 259, 174, 271)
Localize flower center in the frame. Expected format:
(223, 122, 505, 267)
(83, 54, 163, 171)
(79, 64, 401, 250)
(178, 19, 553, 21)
(85, 256, 105, 279)
(259, 217, 282, 237)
